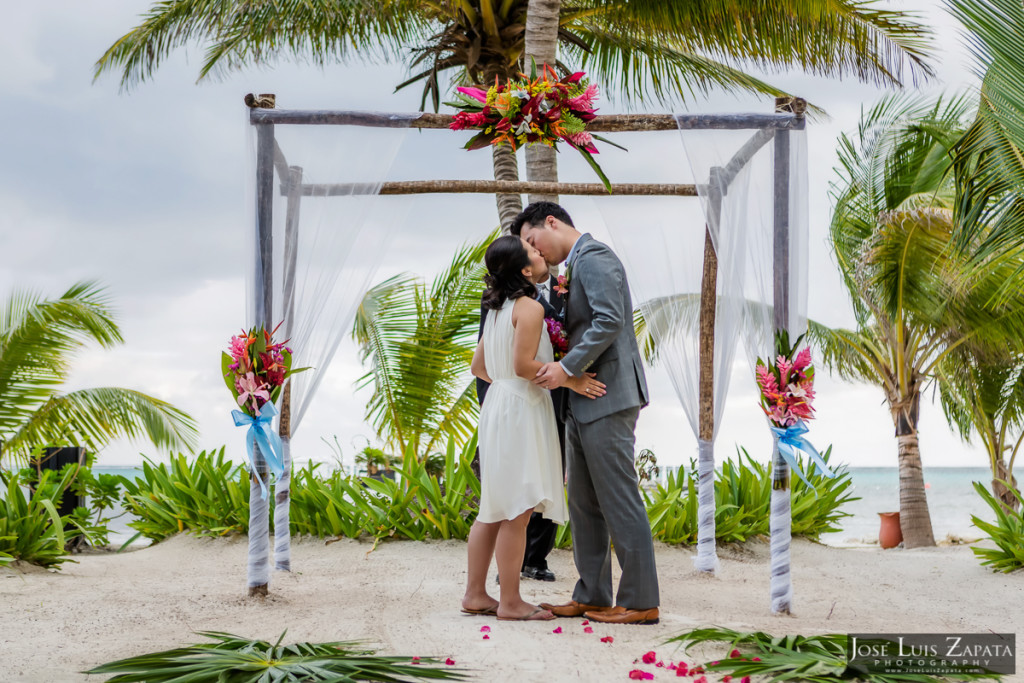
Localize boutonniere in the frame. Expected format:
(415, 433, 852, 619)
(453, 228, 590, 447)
(554, 271, 570, 296)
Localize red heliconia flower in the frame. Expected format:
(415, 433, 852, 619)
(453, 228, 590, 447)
(642, 651, 657, 664)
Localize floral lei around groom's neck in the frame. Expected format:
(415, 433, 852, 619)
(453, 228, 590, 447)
(447, 62, 624, 192)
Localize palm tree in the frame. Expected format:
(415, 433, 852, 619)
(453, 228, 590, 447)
(0, 282, 199, 465)
(94, 1, 936, 227)
(352, 232, 494, 457)
(946, 0, 1024, 296)
(937, 349, 1023, 511)
(816, 94, 1024, 547)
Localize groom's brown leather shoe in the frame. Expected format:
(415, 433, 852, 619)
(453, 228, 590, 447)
(584, 606, 660, 625)
(538, 600, 611, 618)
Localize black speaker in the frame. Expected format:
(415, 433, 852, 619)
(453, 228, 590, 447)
(41, 447, 86, 517)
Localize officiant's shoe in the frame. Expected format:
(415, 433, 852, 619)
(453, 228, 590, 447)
(537, 600, 611, 618)
(584, 606, 660, 625)
(522, 565, 556, 581)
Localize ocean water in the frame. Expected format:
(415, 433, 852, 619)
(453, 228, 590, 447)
(91, 466, 1002, 548)
(818, 467, 998, 546)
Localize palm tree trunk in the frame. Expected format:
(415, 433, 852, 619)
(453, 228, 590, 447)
(891, 389, 935, 547)
(524, 0, 561, 204)
(492, 144, 522, 230)
(484, 63, 523, 230)
(993, 458, 1020, 513)
(694, 226, 718, 573)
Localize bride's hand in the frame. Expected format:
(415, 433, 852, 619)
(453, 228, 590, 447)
(568, 372, 606, 399)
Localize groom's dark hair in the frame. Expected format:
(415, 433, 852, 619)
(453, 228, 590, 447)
(510, 201, 575, 236)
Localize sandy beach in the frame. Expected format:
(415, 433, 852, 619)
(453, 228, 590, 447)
(1, 535, 1021, 682)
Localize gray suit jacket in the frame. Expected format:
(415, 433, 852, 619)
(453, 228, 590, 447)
(561, 234, 649, 424)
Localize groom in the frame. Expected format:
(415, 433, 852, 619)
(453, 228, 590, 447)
(512, 202, 660, 625)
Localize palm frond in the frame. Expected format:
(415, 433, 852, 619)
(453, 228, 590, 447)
(4, 388, 199, 463)
(85, 630, 466, 682)
(577, 0, 935, 89)
(0, 282, 123, 441)
(353, 230, 494, 455)
(94, 0, 433, 90)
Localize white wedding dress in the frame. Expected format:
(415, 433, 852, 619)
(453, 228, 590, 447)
(477, 298, 568, 524)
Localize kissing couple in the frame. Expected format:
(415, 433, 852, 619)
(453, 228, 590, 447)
(461, 201, 661, 625)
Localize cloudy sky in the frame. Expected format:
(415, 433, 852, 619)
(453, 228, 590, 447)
(2, 1, 988, 473)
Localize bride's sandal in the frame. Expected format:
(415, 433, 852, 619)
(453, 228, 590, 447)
(496, 607, 556, 621)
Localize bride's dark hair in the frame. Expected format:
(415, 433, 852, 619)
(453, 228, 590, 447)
(482, 235, 537, 310)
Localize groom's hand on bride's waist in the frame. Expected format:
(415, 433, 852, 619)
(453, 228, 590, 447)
(534, 361, 568, 389)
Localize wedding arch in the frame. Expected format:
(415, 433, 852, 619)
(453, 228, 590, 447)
(241, 94, 808, 615)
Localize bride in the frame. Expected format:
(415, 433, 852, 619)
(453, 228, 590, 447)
(461, 235, 606, 621)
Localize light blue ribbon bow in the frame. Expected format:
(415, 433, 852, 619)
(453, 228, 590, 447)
(769, 420, 836, 491)
(232, 402, 285, 500)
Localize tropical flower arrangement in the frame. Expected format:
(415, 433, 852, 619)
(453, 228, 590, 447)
(755, 332, 815, 428)
(448, 62, 623, 191)
(222, 323, 294, 416)
(221, 323, 303, 497)
(755, 332, 833, 486)
(545, 317, 569, 361)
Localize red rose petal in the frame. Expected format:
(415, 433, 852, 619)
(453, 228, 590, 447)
(553, 626, 563, 634)
(752, 658, 761, 662)
(600, 636, 614, 643)
(741, 677, 751, 683)
(628, 671, 655, 681)
(411, 657, 420, 665)
(675, 667, 687, 677)
(694, 677, 707, 683)
(584, 627, 594, 634)
(656, 661, 665, 667)
(642, 651, 657, 664)
(729, 649, 741, 659)
(445, 658, 455, 666)
(483, 634, 490, 640)
(480, 625, 491, 633)
(581, 620, 590, 625)
(723, 676, 733, 682)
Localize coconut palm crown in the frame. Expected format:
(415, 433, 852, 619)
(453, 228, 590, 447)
(95, 0, 935, 109)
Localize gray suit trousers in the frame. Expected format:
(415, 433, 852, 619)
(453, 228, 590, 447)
(566, 404, 659, 610)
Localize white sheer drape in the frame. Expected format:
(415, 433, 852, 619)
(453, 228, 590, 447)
(243, 114, 413, 585)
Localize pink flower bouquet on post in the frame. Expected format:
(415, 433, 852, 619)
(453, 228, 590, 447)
(221, 323, 302, 498)
(755, 332, 834, 486)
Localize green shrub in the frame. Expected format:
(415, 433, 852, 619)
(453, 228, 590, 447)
(643, 446, 856, 545)
(119, 448, 250, 542)
(971, 481, 1024, 572)
(0, 468, 70, 568)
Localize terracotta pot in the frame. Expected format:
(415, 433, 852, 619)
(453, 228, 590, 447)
(878, 511, 903, 549)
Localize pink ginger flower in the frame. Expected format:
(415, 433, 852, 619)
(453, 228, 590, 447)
(236, 371, 270, 414)
(228, 335, 248, 361)
(756, 364, 779, 395)
(793, 346, 812, 372)
(566, 84, 599, 111)
(776, 355, 793, 385)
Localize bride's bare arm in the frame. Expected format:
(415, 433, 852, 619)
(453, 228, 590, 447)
(471, 338, 491, 383)
(512, 297, 545, 380)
